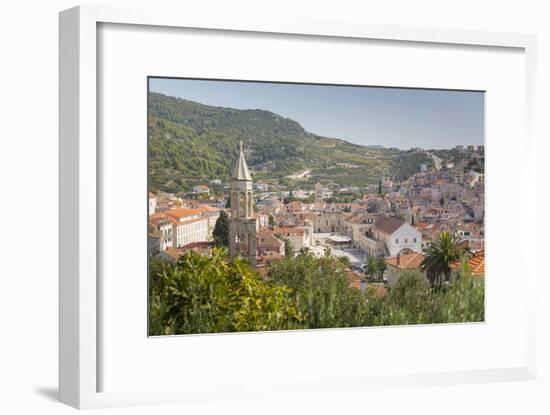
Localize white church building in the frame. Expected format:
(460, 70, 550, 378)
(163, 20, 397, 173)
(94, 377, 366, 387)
(373, 216, 422, 257)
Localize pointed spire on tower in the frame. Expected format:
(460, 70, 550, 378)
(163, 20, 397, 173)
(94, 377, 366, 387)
(232, 141, 252, 181)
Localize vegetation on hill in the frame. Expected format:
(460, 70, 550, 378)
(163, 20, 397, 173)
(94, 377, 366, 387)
(148, 92, 433, 194)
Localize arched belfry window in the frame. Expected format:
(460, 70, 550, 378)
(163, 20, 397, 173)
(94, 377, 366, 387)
(240, 193, 245, 217)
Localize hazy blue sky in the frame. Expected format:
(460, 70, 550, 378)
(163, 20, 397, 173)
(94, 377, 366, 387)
(149, 78, 484, 150)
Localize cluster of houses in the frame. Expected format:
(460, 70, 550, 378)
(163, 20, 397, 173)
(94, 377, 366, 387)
(149, 142, 485, 289)
(148, 193, 222, 259)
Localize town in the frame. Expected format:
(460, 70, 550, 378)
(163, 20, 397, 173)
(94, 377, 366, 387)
(148, 141, 484, 291)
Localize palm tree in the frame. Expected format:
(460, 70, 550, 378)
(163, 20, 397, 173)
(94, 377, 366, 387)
(337, 255, 352, 269)
(364, 256, 380, 282)
(421, 231, 466, 288)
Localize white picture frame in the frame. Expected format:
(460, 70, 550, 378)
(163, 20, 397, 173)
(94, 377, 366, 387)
(59, 4, 538, 409)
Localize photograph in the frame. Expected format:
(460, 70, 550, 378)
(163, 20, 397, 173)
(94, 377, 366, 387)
(147, 78, 485, 336)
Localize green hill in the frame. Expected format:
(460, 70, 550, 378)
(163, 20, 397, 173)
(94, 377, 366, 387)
(148, 92, 431, 193)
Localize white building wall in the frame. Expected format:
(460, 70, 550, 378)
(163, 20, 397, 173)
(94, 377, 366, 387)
(149, 197, 156, 215)
(383, 224, 422, 256)
(173, 219, 209, 248)
(287, 234, 306, 251)
(159, 224, 172, 250)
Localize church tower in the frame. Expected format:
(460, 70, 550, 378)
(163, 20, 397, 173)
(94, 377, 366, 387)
(229, 141, 257, 266)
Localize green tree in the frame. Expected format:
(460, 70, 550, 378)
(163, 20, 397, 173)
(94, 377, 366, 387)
(268, 214, 276, 227)
(213, 211, 229, 247)
(435, 258, 484, 322)
(149, 248, 304, 335)
(268, 252, 373, 329)
(280, 237, 294, 258)
(421, 231, 467, 288)
(372, 271, 440, 326)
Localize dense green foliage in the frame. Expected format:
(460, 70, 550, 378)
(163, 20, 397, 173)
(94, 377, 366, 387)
(369, 271, 442, 325)
(281, 237, 294, 258)
(149, 248, 303, 335)
(148, 92, 432, 193)
(436, 260, 485, 323)
(149, 248, 484, 335)
(268, 250, 371, 328)
(212, 211, 229, 247)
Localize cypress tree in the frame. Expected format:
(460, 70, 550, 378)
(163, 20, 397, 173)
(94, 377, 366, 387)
(213, 211, 230, 247)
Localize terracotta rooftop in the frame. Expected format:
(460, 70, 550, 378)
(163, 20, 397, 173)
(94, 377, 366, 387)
(386, 251, 426, 269)
(415, 221, 433, 230)
(271, 227, 305, 236)
(451, 250, 485, 276)
(345, 271, 363, 290)
(257, 233, 284, 247)
(374, 216, 406, 234)
(164, 208, 202, 219)
(149, 212, 168, 221)
(196, 204, 221, 212)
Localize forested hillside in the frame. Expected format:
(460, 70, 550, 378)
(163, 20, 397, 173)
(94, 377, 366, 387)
(148, 92, 431, 193)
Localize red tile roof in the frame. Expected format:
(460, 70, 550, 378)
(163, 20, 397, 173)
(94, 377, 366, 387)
(451, 250, 485, 276)
(196, 204, 220, 212)
(375, 217, 405, 234)
(386, 252, 426, 269)
(271, 227, 305, 236)
(164, 208, 202, 219)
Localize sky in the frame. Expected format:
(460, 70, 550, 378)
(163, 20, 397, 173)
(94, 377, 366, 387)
(149, 78, 484, 150)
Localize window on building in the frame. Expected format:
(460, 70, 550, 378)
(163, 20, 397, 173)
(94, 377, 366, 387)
(405, 238, 408, 243)
(395, 238, 399, 244)
(413, 238, 417, 243)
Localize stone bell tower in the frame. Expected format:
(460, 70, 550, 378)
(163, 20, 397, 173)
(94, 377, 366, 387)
(229, 141, 257, 266)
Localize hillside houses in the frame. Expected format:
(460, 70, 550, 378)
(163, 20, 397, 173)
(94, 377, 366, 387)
(148, 142, 484, 286)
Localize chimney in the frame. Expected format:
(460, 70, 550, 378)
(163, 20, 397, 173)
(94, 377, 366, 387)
(396, 252, 401, 266)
